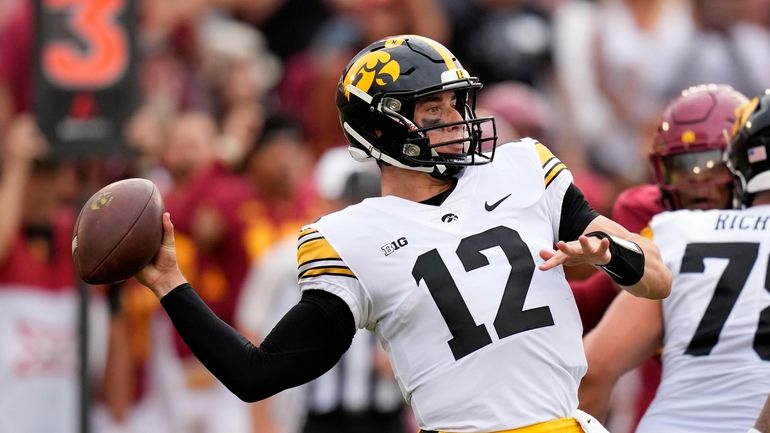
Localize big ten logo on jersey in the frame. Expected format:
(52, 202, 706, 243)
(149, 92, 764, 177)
(382, 237, 408, 256)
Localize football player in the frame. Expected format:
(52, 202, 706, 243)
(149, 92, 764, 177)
(580, 90, 770, 433)
(135, 35, 671, 433)
(575, 84, 749, 424)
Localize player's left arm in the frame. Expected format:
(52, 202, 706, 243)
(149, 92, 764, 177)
(532, 142, 670, 299)
(540, 215, 671, 299)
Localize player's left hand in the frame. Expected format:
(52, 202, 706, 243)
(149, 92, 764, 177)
(538, 235, 611, 271)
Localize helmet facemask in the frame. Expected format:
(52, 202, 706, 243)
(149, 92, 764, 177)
(654, 149, 733, 210)
(375, 86, 496, 179)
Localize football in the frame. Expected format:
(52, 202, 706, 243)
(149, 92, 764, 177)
(72, 178, 164, 284)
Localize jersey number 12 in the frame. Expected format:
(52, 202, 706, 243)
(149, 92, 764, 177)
(412, 226, 554, 360)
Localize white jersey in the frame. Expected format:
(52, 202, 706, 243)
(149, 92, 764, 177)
(297, 140, 588, 432)
(638, 206, 770, 433)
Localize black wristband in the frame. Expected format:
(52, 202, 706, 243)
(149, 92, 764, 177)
(585, 231, 645, 286)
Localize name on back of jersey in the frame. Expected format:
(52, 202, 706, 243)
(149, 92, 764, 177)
(714, 212, 770, 231)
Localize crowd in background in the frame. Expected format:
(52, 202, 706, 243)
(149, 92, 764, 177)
(0, 0, 769, 432)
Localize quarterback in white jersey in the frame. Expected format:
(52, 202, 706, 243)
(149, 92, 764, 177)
(134, 35, 671, 433)
(299, 140, 590, 430)
(641, 208, 770, 432)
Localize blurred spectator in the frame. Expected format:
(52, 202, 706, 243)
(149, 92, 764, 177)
(550, 0, 609, 170)
(196, 15, 281, 168)
(230, 0, 330, 61)
(477, 81, 551, 145)
(237, 146, 410, 433)
(313, 0, 450, 49)
(278, 0, 450, 158)
(123, 104, 174, 192)
(476, 80, 616, 217)
(0, 115, 111, 433)
(239, 113, 316, 262)
(579, 0, 770, 186)
(136, 0, 216, 116)
(449, 2, 553, 86)
(198, 15, 281, 110)
(0, 0, 32, 132)
(664, 0, 770, 97)
(589, 0, 694, 184)
(142, 113, 317, 432)
(157, 110, 255, 433)
(0, 0, 22, 27)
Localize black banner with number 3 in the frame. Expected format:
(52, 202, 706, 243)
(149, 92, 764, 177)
(34, 0, 137, 158)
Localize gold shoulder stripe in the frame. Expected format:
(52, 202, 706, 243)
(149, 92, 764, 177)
(535, 142, 556, 167)
(544, 163, 567, 188)
(541, 156, 556, 168)
(299, 226, 318, 239)
(296, 233, 358, 281)
(298, 236, 341, 266)
(536, 141, 569, 188)
(299, 267, 357, 280)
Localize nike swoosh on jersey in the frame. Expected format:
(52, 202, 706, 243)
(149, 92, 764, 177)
(485, 193, 512, 211)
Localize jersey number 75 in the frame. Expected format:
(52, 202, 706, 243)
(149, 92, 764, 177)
(681, 242, 770, 360)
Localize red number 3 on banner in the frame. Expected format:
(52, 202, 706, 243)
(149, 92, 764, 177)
(42, 0, 128, 89)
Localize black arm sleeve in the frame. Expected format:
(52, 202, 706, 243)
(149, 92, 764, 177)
(558, 183, 601, 242)
(160, 284, 356, 402)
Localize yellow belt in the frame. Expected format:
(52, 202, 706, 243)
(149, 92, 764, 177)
(431, 417, 582, 433)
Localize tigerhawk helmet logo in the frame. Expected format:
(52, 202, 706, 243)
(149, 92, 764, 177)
(343, 50, 401, 100)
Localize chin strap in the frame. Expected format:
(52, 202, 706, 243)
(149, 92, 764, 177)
(585, 231, 645, 286)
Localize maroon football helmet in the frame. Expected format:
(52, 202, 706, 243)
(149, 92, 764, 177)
(650, 84, 748, 210)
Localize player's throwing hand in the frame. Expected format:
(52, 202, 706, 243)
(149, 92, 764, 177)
(539, 235, 611, 270)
